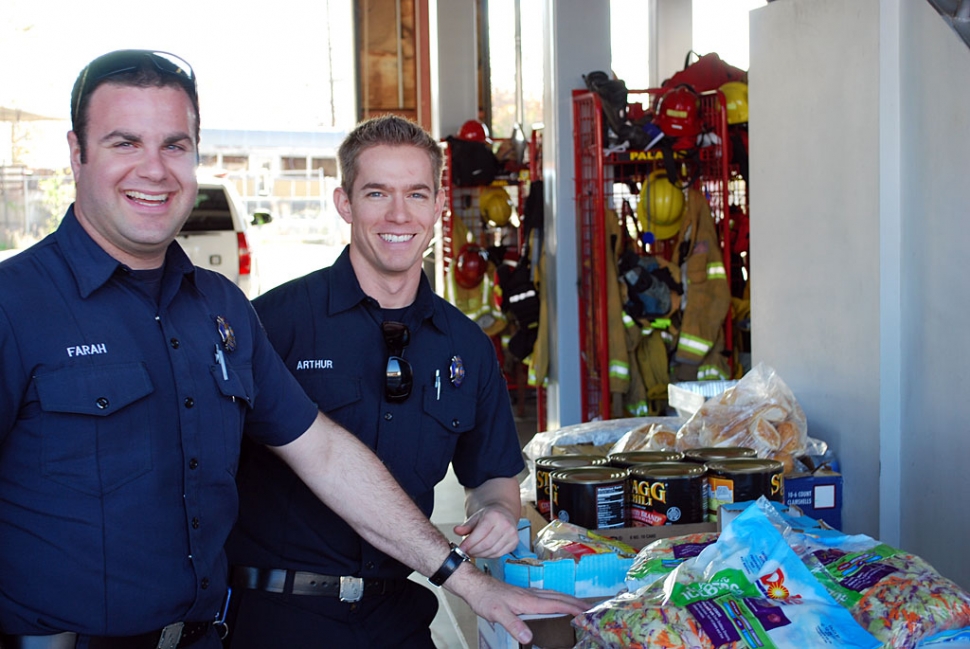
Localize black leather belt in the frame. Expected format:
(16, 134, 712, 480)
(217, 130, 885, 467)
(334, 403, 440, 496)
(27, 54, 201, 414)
(0, 621, 211, 649)
(230, 566, 406, 602)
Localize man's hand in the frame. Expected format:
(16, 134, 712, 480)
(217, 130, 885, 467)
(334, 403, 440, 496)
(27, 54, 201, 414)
(453, 504, 519, 558)
(444, 562, 589, 645)
(272, 415, 586, 645)
(456, 476, 522, 558)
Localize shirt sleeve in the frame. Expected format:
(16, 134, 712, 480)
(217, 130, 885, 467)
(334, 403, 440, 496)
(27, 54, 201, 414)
(450, 326, 526, 489)
(243, 302, 319, 447)
(0, 302, 27, 445)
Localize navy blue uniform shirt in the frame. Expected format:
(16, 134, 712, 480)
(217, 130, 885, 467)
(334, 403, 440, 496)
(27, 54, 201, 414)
(226, 247, 524, 580)
(0, 207, 318, 635)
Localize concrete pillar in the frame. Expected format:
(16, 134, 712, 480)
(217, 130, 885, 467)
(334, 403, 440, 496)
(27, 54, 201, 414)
(654, 0, 693, 86)
(541, 0, 611, 428)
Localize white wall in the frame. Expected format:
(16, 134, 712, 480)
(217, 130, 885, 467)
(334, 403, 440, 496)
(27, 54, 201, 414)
(897, 0, 970, 587)
(750, 0, 882, 539)
(751, 0, 970, 589)
(433, 0, 479, 139)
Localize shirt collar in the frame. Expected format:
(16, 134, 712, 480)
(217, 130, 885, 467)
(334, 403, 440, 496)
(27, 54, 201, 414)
(54, 204, 196, 299)
(327, 245, 446, 332)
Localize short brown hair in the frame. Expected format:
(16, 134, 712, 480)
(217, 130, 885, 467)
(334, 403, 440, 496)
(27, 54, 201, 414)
(71, 50, 199, 163)
(337, 115, 443, 196)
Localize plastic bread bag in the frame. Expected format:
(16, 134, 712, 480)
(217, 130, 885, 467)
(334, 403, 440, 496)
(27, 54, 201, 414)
(519, 416, 685, 502)
(625, 531, 720, 593)
(572, 500, 881, 649)
(675, 362, 808, 473)
(609, 421, 682, 453)
(523, 417, 686, 461)
(533, 519, 638, 562)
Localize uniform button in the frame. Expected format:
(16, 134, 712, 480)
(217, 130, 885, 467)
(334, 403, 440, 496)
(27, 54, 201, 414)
(452, 419, 460, 428)
(95, 397, 109, 410)
(192, 517, 200, 529)
(184, 397, 195, 408)
(189, 458, 199, 470)
(201, 577, 209, 589)
(384, 412, 392, 421)
(366, 562, 375, 570)
(170, 338, 180, 349)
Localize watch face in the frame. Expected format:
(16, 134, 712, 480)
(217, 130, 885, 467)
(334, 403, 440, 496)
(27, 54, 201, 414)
(429, 545, 471, 587)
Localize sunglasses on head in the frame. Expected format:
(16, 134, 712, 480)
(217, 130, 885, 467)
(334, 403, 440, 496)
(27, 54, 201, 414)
(72, 50, 197, 125)
(382, 321, 413, 402)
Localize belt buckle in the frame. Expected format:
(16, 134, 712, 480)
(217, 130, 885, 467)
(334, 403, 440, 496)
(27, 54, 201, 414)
(338, 576, 364, 603)
(156, 622, 184, 649)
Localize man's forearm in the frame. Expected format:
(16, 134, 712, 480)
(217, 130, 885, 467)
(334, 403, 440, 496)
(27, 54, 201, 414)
(270, 413, 590, 644)
(270, 411, 450, 577)
(464, 476, 521, 521)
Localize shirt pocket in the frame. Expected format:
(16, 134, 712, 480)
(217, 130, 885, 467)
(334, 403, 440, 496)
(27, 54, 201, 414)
(301, 373, 362, 414)
(210, 361, 255, 475)
(34, 363, 154, 496)
(414, 388, 476, 491)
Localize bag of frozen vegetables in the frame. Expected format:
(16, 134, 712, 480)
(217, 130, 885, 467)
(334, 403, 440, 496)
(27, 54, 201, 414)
(572, 501, 881, 648)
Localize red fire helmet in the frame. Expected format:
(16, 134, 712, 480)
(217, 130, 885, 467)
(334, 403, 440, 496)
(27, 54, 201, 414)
(654, 85, 702, 141)
(457, 119, 490, 143)
(454, 243, 488, 289)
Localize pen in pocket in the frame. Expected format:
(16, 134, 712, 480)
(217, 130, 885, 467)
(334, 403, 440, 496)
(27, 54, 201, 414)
(215, 344, 229, 381)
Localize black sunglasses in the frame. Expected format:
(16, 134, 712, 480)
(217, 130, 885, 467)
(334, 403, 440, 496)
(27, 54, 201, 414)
(71, 50, 198, 125)
(382, 321, 413, 402)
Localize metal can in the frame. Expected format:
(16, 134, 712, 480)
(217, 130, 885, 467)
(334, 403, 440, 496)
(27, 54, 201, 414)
(705, 458, 785, 522)
(683, 446, 757, 464)
(607, 450, 685, 469)
(535, 455, 608, 521)
(550, 466, 628, 530)
(627, 462, 707, 526)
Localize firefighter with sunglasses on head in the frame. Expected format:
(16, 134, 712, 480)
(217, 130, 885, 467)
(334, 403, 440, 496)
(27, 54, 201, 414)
(0, 52, 584, 649)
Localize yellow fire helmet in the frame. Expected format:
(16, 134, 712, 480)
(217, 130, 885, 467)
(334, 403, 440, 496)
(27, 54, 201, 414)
(637, 170, 685, 240)
(479, 186, 514, 227)
(720, 81, 749, 125)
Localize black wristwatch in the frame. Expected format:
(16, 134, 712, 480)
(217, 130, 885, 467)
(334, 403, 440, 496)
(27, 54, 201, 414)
(428, 543, 471, 587)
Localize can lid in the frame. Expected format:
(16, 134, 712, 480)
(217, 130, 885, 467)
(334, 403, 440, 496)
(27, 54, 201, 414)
(684, 446, 757, 461)
(628, 461, 706, 479)
(550, 466, 628, 483)
(536, 455, 608, 469)
(608, 450, 684, 464)
(705, 458, 785, 474)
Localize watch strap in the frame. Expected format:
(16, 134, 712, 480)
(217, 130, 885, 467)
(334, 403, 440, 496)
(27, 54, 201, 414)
(428, 543, 470, 587)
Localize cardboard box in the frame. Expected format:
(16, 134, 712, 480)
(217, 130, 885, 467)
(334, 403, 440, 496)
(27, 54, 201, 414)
(522, 502, 715, 553)
(477, 504, 717, 649)
(482, 512, 633, 598)
(477, 603, 599, 649)
(784, 469, 843, 530)
(716, 499, 828, 532)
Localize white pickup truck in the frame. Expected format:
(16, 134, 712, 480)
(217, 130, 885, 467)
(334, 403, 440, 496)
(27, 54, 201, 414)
(177, 177, 271, 299)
